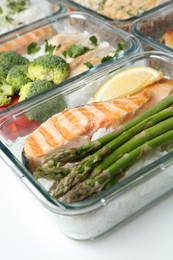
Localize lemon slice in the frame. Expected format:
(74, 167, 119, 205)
(93, 66, 163, 102)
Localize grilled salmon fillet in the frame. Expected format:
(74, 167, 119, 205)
(23, 78, 173, 172)
(0, 26, 56, 54)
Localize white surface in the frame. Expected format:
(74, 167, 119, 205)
(0, 157, 173, 260)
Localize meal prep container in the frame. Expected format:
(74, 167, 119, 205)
(1, 51, 173, 241)
(0, 11, 141, 120)
(131, 2, 173, 53)
(0, 0, 65, 37)
(61, 0, 172, 31)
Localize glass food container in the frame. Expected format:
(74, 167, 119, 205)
(131, 2, 173, 53)
(60, 0, 172, 31)
(1, 51, 173, 241)
(0, 0, 65, 37)
(0, 11, 141, 121)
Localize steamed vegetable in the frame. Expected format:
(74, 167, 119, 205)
(60, 129, 173, 203)
(18, 80, 53, 102)
(26, 94, 66, 122)
(6, 64, 30, 93)
(27, 54, 69, 84)
(18, 79, 66, 122)
(0, 51, 29, 78)
(0, 81, 14, 106)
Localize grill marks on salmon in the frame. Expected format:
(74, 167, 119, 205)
(23, 79, 173, 171)
(0, 25, 56, 54)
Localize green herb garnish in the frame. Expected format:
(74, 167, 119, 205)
(63, 44, 90, 58)
(62, 50, 67, 58)
(5, 15, 13, 23)
(101, 41, 125, 63)
(84, 62, 93, 69)
(27, 42, 41, 54)
(117, 41, 125, 51)
(6, 0, 30, 14)
(45, 40, 56, 54)
(101, 55, 113, 63)
(90, 35, 98, 46)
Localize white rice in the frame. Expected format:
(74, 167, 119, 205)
(0, 0, 46, 35)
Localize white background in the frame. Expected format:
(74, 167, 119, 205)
(0, 157, 173, 260)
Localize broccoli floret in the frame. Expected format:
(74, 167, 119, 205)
(27, 95, 66, 122)
(0, 95, 12, 106)
(6, 64, 30, 93)
(0, 51, 29, 79)
(0, 65, 9, 79)
(0, 81, 14, 95)
(18, 80, 54, 102)
(27, 54, 69, 84)
(18, 79, 66, 121)
(0, 80, 14, 106)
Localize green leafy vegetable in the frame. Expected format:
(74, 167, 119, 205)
(27, 42, 41, 54)
(101, 55, 113, 63)
(63, 44, 90, 58)
(84, 62, 93, 69)
(5, 15, 13, 23)
(45, 40, 56, 55)
(6, 0, 30, 14)
(101, 41, 125, 63)
(117, 41, 125, 51)
(89, 35, 98, 46)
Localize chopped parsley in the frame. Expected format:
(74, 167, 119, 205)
(101, 41, 125, 63)
(62, 44, 90, 58)
(5, 15, 13, 23)
(117, 41, 125, 51)
(84, 62, 93, 69)
(101, 55, 113, 63)
(89, 35, 98, 46)
(45, 40, 56, 54)
(6, 0, 30, 14)
(27, 42, 41, 54)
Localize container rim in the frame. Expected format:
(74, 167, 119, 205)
(1, 50, 173, 215)
(131, 2, 173, 54)
(0, 1, 65, 39)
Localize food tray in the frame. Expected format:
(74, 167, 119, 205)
(1, 51, 173, 241)
(61, 0, 172, 31)
(131, 2, 173, 53)
(0, 11, 141, 121)
(0, 0, 65, 37)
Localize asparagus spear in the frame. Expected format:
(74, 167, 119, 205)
(50, 114, 173, 199)
(37, 106, 173, 182)
(33, 160, 71, 181)
(45, 93, 173, 163)
(59, 129, 173, 203)
(90, 115, 173, 177)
